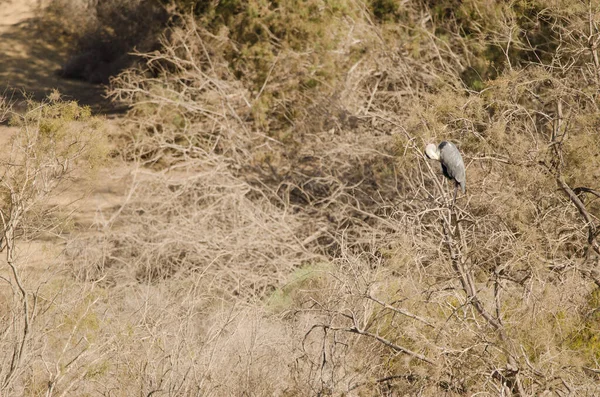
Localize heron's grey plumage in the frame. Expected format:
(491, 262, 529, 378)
(425, 141, 466, 195)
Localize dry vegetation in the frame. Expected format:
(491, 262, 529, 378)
(3, 0, 600, 395)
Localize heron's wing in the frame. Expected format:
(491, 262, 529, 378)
(439, 144, 466, 185)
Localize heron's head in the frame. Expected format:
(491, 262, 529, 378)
(425, 143, 440, 161)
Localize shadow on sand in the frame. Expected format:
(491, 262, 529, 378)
(0, 13, 127, 115)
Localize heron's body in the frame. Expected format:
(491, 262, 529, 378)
(425, 141, 466, 200)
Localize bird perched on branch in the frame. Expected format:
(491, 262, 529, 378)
(425, 141, 466, 204)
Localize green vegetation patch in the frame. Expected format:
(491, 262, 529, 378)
(268, 262, 333, 312)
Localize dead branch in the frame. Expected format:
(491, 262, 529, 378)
(366, 293, 435, 328)
(556, 176, 600, 255)
(307, 324, 435, 366)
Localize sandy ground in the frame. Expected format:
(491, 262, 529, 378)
(0, 0, 129, 276)
(0, 0, 115, 112)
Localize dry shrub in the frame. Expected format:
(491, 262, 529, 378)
(0, 96, 107, 395)
(70, 161, 321, 294)
(0, 94, 11, 122)
(96, 10, 403, 288)
(166, 1, 378, 133)
(44, 0, 600, 395)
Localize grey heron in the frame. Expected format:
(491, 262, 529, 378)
(425, 141, 466, 204)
